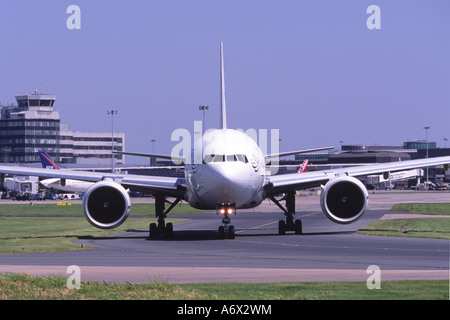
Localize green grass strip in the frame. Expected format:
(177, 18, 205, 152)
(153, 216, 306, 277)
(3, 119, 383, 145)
(360, 203, 450, 239)
(359, 218, 450, 239)
(0, 274, 447, 300)
(390, 203, 450, 215)
(0, 217, 187, 254)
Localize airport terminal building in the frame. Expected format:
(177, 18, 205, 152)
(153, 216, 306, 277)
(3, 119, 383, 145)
(0, 92, 124, 165)
(60, 124, 125, 165)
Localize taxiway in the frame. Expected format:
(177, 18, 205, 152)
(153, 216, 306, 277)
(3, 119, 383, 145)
(0, 192, 449, 283)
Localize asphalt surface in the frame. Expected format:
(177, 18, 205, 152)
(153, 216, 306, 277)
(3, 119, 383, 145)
(0, 192, 449, 283)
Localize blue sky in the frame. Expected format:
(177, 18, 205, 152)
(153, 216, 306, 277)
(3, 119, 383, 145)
(0, 1, 449, 161)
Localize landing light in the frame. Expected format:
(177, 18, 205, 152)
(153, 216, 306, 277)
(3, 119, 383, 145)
(217, 204, 235, 216)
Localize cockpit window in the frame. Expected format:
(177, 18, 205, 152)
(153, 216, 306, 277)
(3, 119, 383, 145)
(203, 154, 214, 164)
(236, 154, 248, 163)
(203, 154, 248, 164)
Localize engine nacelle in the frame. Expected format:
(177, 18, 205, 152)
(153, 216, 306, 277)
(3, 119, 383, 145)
(320, 176, 369, 224)
(82, 180, 131, 229)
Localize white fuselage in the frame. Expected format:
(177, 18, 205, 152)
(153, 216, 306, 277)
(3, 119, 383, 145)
(185, 129, 266, 210)
(40, 178, 93, 193)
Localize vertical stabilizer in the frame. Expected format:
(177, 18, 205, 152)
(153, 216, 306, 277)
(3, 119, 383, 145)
(220, 41, 227, 129)
(39, 151, 59, 169)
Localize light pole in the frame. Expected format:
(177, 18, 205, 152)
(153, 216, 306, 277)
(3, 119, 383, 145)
(199, 106, 209, 134)
(444, 138, 448, 148)
(151, 139, 156, 153)
(150, 139, 156, 166)
(107, 110, 118, 173)
(423, 126, 430, 187)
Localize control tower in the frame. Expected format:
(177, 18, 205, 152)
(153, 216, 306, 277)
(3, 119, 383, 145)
(0, 91, 60, 163)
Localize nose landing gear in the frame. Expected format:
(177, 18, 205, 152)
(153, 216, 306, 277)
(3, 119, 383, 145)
(217, 204, 236, 239)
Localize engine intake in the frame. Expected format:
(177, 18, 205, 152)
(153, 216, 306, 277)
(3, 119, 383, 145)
(82, 180, 131, 229)
(320, 176, 368, 224)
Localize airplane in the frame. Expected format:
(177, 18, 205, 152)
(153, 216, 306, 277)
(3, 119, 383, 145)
(38, 151, 94, 193)
(0, 41, 448, 239)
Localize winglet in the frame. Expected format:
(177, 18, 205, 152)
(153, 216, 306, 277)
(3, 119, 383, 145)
(220, 41, 227, 129)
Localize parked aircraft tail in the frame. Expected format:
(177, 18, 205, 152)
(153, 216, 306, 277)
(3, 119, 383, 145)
(298, 159, 309, 173)
(38, 151, 59, 170)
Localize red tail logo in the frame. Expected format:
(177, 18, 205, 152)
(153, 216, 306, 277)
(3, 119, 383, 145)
(298, 159, 309, 173)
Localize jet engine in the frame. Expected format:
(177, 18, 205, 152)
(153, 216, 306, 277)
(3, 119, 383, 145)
(82, 180, 131, 229)
(320, 176, 369, 224)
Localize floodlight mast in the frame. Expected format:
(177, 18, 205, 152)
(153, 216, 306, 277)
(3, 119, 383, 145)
(424, 126, 430, 186)
(107, 110, 118, 173)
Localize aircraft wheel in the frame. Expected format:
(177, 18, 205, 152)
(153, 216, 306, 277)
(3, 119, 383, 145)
(218, 226, 225, 239)
(166, 222, 173, 238)
(149, 223, 157, 239)
(228, 225, 235, 239)
(278, 220, 286, 235)
(294, 220, 302, 235)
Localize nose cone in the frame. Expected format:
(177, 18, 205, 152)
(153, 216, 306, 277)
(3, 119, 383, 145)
(194, 163, 262, 208)
(188, 129, 265, 208)
(208, 163, 248, 202)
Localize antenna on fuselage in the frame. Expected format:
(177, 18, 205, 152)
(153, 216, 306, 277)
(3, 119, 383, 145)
(220, 41, 227, 129)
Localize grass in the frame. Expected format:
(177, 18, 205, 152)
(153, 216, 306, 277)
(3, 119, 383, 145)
(0, 273, 203, 300)
(359, 202, 450, 239)
(185, 280, 449, 300)
(0, 201, 198, 254)
(390, 203, 450, 215)
(0, 217, 188, 254)
(0, 273, 447, 300)
(0, 202, 200, 217)
(0, 201, 197, 254)
(359, 218, 450, 239)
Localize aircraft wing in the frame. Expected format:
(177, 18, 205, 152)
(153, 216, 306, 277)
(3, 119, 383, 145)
(264, 156, 450, 196)
(114, 151, 185, 163)
(264, 146, 334, 160)
(0, 165, 186, 197)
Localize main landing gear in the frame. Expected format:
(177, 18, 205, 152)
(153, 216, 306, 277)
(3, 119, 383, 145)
(148, 194, 181, 239)
(270, 191, 303, 235)
(217, 204, 236, 239)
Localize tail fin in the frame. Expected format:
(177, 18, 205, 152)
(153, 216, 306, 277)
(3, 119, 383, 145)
(38, 151, 59, 169)
(297, 159, 309, 173)
(220, 41, 227, 129)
